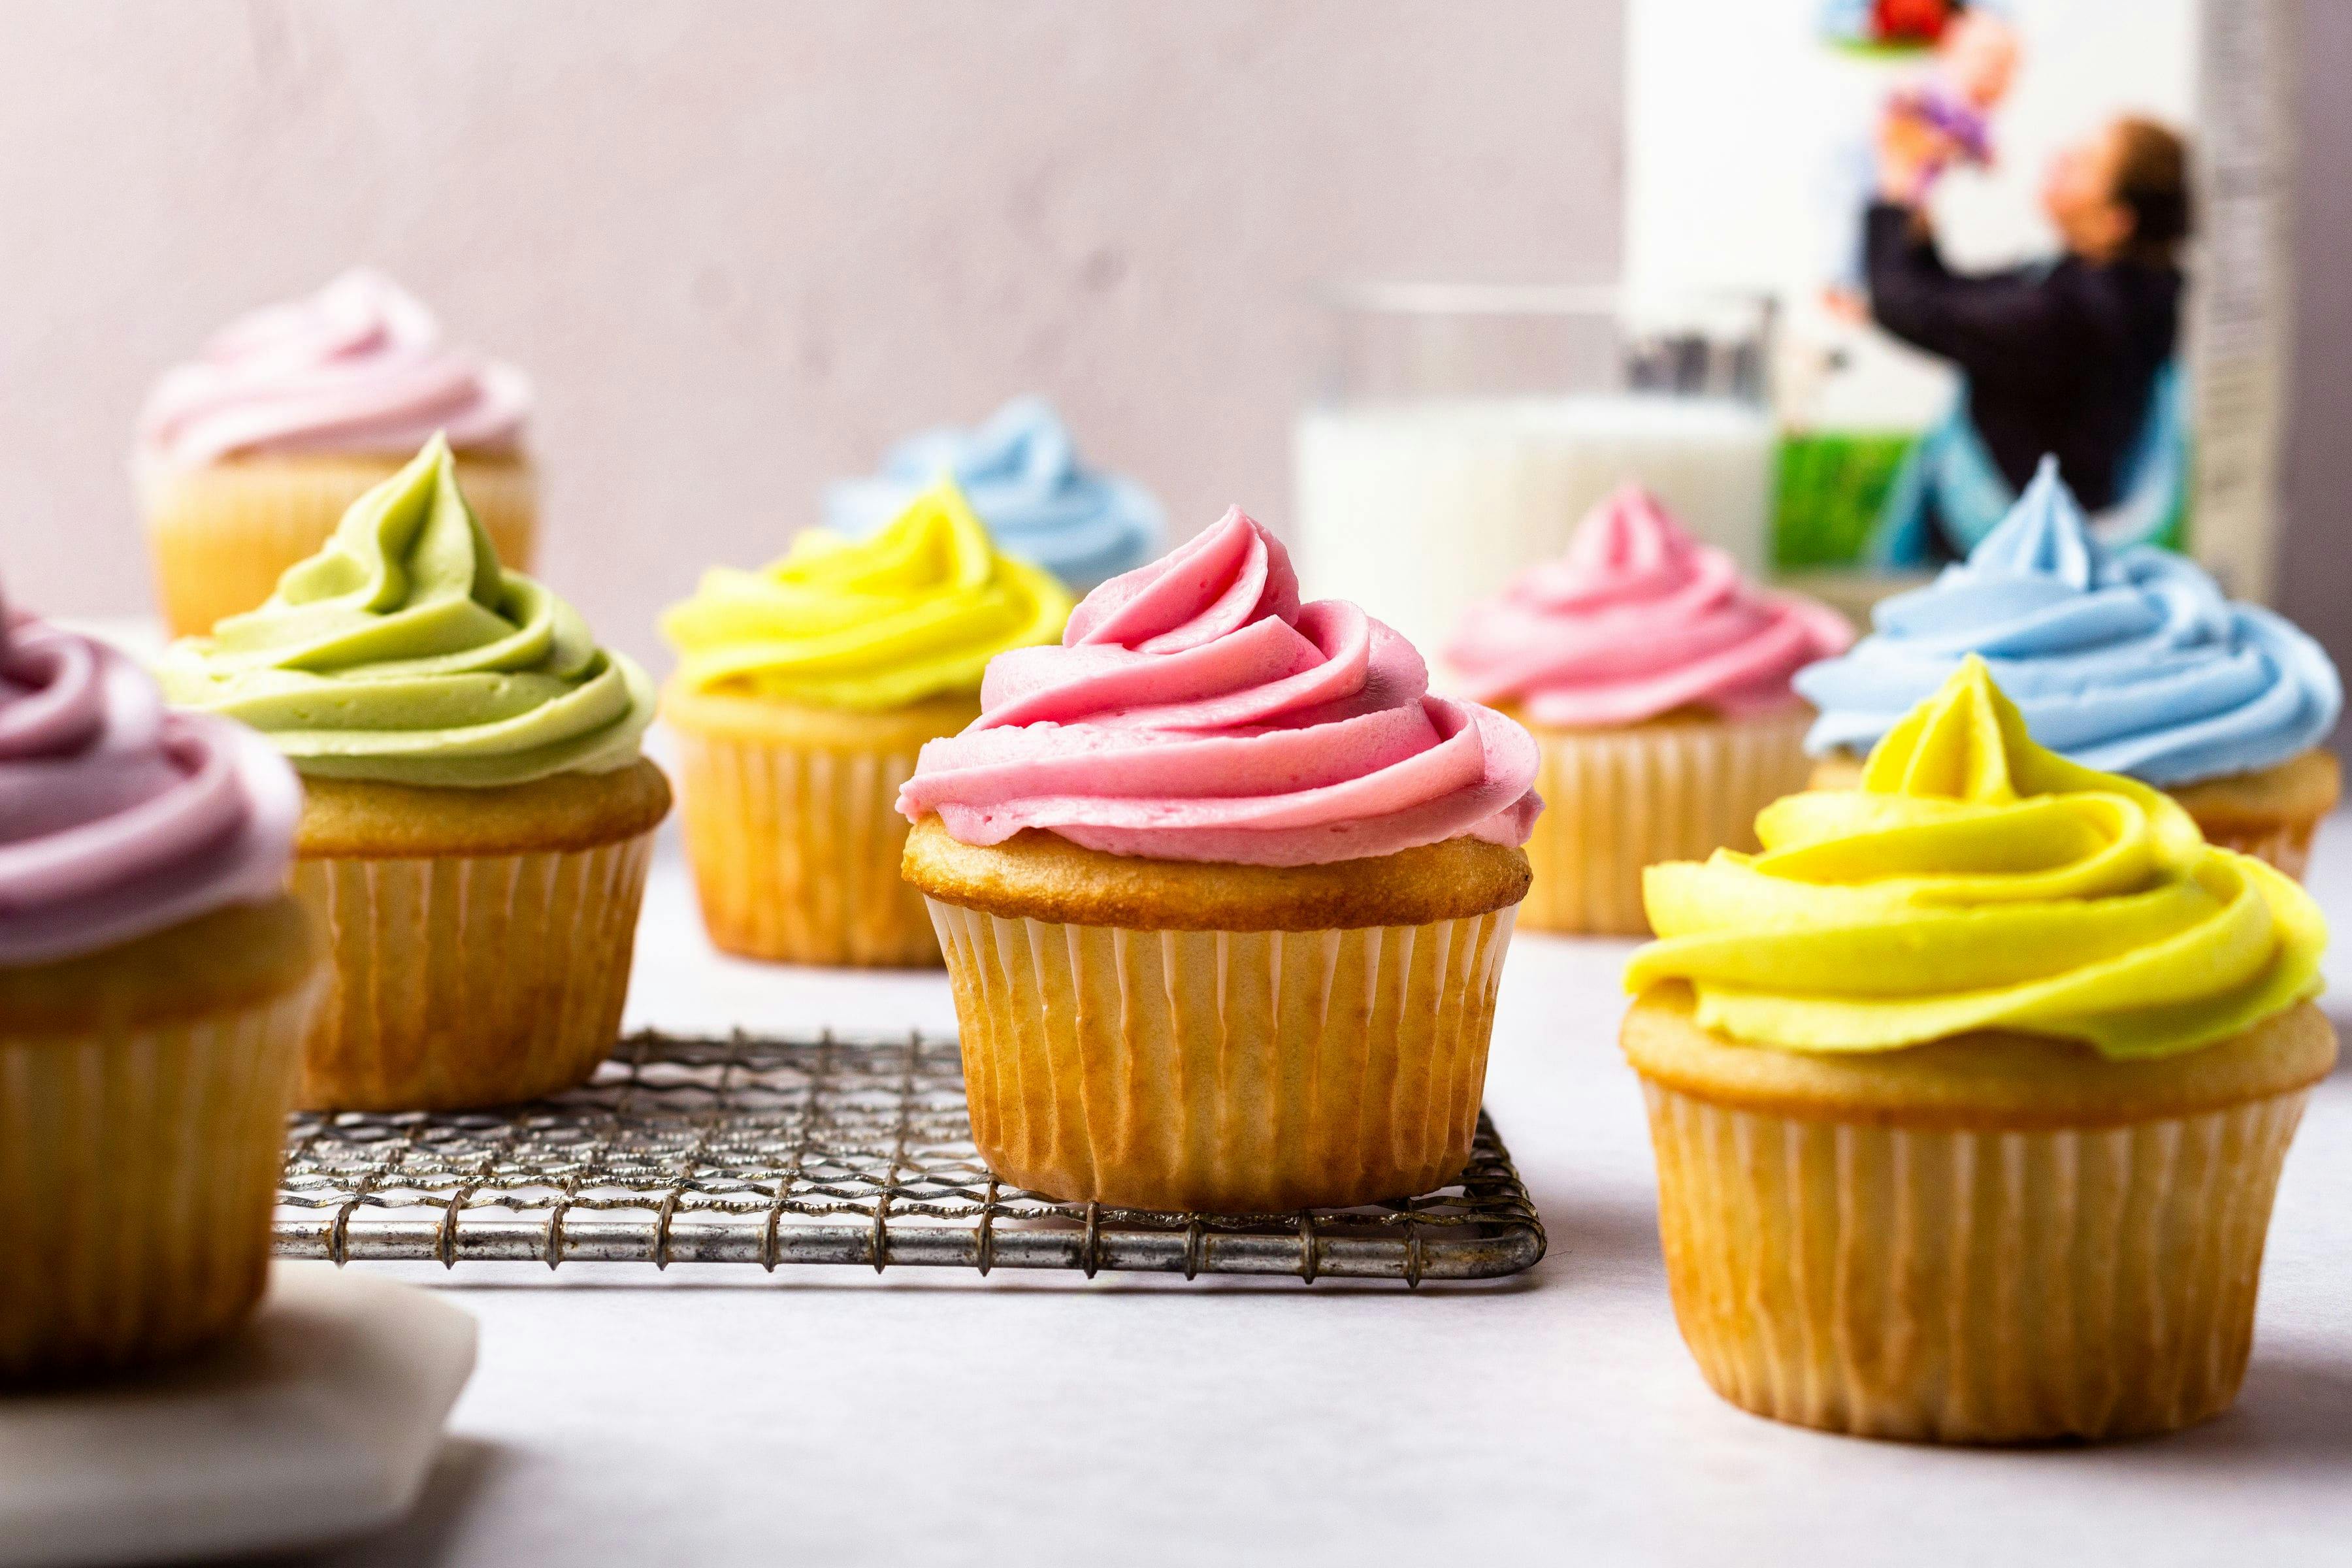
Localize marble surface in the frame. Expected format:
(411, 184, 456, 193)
(1, 1265, 476, 1567)
(280, 820, 2352, 1567)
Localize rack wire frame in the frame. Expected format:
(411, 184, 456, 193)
(274, 1030, 1546, 1286)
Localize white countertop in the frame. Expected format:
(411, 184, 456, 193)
(286, 819, 2352, 1568)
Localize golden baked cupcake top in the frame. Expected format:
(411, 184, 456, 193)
(1625, 657, 2325, 1060)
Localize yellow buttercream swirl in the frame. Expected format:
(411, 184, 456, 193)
(662, 480, 1073, 710)
(1624, 657, 2326, 1060)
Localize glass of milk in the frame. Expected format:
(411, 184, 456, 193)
(1294, 284, 1777, 666)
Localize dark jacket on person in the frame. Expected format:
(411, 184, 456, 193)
(1864, 200, 2183, 512)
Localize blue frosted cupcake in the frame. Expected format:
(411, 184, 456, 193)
(1797, 457, 2342, 875)
(824, 397, 1160, 591)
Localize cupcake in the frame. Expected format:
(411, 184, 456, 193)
(1446, 485, 1852, 935)
(898, 507, 1542, 1213)
(1798, 458, 2341, 877)
(825, 396, 1161, 591)
(662, 480, 1071, 966)
(138, 269, 536, 637)
(1, 593, 321, 1381)
(1622, 657, 2333, 1443)
(159, 436, 664, 1112)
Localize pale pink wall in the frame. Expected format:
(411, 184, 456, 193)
(0, 0, 1622, 663)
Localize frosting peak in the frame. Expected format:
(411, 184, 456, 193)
(1448, 485, 1852, 726)
(139, 269, 531, 468)
(1969, 456, 2097, 585)
(898, 508, 1542, 866)
(1796, 459, 2341, 786)
(159, 436, 651, 786)
(2, 593, 301, 965)
(662, 480, 1073, 710)
(824, 398, 1162, 590)
(1625, 659, 2326, 1060)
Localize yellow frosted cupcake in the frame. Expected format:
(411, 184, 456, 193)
(1798, 459, 2340, 878)
(159, 436, 664, 1112)
(1, 599, 322, 1382)
(900, 507, 1541, 1212)
(661, 480, 1071, 966)
(1446, 485, 1852, 935)
(1624, 658, 2333, 1443)
(137, 270, 537, 637)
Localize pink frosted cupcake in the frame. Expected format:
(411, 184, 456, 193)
(137, 269, 536, 636)
(898, 508, 1541, 1211)
(1448, 485, 1851, 935)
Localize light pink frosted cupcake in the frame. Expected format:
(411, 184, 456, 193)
(1447, 485, 1852, 935)
(137, 269, 536, 636)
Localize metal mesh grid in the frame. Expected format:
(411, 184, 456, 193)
(276, 1030, 1545, 1284)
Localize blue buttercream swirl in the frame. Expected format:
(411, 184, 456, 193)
(823, 397, 1162, 591)
(1796, 457, 2341, 787)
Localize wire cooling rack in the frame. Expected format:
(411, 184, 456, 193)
(274, 1030, 1545, 1285)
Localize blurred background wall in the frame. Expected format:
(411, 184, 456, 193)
(4, 0, 2347, 708)
(0, 0, 1620, 653)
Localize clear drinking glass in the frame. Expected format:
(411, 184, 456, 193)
(1292, 284, 1777, 668)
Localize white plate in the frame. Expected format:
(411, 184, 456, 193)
(0, 1262, 476, 1567)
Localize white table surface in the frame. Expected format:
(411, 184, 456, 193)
(280, 817, 2352, 1568)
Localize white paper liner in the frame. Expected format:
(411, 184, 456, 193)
(673, 729, 938, 966)
(0, 981, 320, 1380)
(928, 903, 1516, 1212)
(1639, 1077, 2313, 1441)
(292, 832, 653, 1111)
(1524, 707, 1815, 936)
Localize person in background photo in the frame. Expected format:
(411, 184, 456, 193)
(1864, 112, 2194, 565)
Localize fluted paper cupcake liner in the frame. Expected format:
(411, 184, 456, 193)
(1523, 707, 1815, 936)
(0, 981, 319, 1382)
(141, 454, 538, 636)
(1639, 1077, 2312, 1443)
(674, 729, 939, 967)
(292, 832, 653, 1111)
(928, 903, 1515, 1212)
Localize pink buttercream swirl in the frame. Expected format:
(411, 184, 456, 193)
(0, 593, 301, 966)
(1446, 485, 1853, 727)
(897, 508, 1541, 866)
(137, 269, 531, 467)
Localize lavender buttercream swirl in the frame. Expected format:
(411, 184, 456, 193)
(1, 594, 301, 964)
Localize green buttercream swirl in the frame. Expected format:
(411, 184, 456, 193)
(159, 435, 654, 787)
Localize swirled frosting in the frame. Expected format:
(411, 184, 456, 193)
(1796, 458, 2341, 786)
(2, 593, 301, 965)
(824, 398, 1162, 590)
(1449, 485, 1852, 725)
(1625, 658, 2325, 1060)
(896, 507, 1543, 866)
(159, 436, 652, 787)
(664, 480, 1073, 710)
(138, 269, 531, 468)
